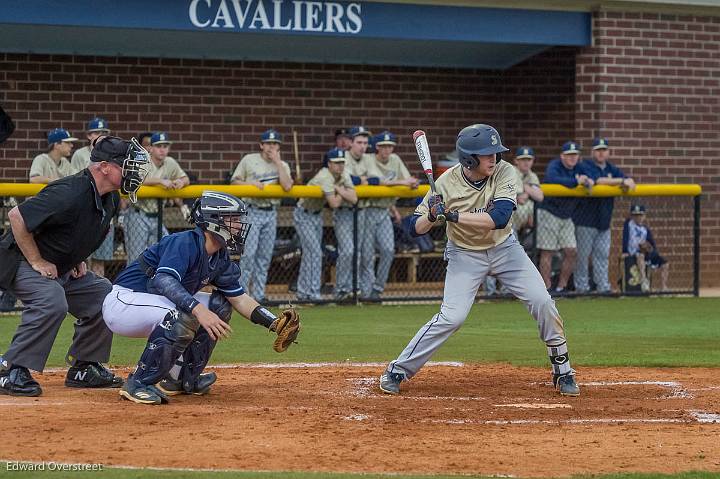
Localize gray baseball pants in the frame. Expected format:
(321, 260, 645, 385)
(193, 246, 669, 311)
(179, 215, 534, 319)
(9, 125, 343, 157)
(294, 207, 323, 300)
(574, 225, 611, 293)
(240, 207, 277, 300)
(387, 235, 572, 379)
(361, 207, 395, 296)
(3, 260, 113, 372)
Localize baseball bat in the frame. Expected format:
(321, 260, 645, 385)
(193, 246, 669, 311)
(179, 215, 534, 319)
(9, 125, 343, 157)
(412, 130, 445, 222)
(293, 130, 303, 184)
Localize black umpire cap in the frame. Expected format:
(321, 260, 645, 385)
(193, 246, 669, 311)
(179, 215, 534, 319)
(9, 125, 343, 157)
(90, 136, 131, 166)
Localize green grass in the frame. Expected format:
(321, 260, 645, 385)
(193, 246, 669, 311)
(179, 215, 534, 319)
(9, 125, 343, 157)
(0, 297, 718, 369)
(1, 465, 719, 479)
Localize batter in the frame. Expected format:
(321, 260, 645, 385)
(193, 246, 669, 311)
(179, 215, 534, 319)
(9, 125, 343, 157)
(379, 124, 580, 397)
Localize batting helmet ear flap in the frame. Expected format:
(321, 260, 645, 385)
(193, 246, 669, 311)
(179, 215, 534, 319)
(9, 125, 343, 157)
(459, 153, 479, 169)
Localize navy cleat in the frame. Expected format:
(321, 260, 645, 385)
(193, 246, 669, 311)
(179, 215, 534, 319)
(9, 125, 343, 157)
(120, 374, 169, 405)
(65, 362, 123, 388)
(553, 373, 580, 397)
(379, 371, 404, 395)
(157, 372, 217, 396)
(0, 365, 42, 397)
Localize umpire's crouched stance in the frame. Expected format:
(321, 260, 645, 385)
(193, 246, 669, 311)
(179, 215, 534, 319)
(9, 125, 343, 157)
(0, 135, 149, 396)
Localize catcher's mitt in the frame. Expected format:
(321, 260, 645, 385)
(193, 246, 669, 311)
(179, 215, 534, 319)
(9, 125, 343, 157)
(271, 308, 301, 353)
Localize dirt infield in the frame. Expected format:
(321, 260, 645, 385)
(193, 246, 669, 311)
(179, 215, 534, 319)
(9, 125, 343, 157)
(2, 364, 720, 477)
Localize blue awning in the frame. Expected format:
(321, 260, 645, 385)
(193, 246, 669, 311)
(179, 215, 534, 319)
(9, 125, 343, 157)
(0, 1, 591, 69)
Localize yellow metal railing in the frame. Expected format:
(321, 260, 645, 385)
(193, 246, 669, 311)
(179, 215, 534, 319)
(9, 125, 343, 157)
(0, 183, 702, 199)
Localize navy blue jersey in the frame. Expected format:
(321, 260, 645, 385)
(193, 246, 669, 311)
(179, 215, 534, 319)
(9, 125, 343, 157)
(538, 158, 580, 219)
(573, 159, 626, 230)
(115, 227, 244, 311)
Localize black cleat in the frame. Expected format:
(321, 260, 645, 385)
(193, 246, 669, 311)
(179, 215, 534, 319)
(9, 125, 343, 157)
(0, 366, 42, 397)
(157, 372, 217, 396)
(65, 362, 123, 388)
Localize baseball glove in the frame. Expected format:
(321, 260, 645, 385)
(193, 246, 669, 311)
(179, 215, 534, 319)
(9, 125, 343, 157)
(271, 308, 301, 353)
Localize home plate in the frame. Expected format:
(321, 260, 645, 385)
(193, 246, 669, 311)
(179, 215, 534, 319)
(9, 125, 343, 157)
(494, 403, 572, 409)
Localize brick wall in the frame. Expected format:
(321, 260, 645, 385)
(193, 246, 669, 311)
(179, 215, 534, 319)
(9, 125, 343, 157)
(0, 50, 574, 183)
(575, 11, 720, 287)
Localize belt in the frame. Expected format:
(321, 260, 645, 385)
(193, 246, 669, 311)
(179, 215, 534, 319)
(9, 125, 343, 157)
(250, 205, 275, 211)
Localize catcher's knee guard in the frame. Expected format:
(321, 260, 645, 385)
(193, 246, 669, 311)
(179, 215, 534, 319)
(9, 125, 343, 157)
(133, 310, 200, 386)
(176, 290, 230, 393)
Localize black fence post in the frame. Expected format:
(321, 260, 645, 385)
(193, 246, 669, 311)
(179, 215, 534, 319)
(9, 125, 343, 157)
(352, 206, 358, 304)
(157, 198, 164, 242)
(693, 195, 701, 297)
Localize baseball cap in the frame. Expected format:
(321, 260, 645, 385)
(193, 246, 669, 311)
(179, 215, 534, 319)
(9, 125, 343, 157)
(47, 128, 78, 145)
(260, 129, 282, 143)
(87, 117, 110, 133)
(151, 132, 172, 146)
(375, 131, 397, 146)
(630, 204, 646, 215)
(334, 128, 350, 138)
(515, 146, 535, 159)
(324, 148, 346, 163)
(348, 126, 371, 138)
(592, 138, 609, 150)
(561, 141, 580, 155)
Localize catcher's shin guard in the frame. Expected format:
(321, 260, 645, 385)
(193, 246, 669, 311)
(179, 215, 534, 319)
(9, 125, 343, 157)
(133, 310, 199, 386)
(175, 291, 230, 394)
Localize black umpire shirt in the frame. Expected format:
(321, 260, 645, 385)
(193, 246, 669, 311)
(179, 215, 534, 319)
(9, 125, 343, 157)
(15, 169, 120, 276)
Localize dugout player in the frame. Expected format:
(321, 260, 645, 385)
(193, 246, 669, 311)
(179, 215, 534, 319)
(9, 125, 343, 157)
(294, 148, 357, 302)
(103, 191, 293, 405)
(362, 131, 419, 302)
(379, 124, 580, 397)
(231, 129, 293, 303)
(29, 128, 77, 184)
(0, 135, 150, 396)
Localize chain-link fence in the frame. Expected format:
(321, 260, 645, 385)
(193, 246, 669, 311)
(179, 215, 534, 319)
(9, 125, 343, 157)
(0, 186, 701, 311)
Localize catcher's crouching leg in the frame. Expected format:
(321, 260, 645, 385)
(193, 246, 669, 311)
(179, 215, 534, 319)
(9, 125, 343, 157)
(120, 310, 199, 405)
(159, 291, 230, 396)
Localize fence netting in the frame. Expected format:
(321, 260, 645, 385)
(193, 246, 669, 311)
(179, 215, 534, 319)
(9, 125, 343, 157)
(0, 191, 698, 311)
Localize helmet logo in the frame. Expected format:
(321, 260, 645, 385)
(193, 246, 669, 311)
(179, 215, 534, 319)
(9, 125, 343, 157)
(491, 135, 498, 145)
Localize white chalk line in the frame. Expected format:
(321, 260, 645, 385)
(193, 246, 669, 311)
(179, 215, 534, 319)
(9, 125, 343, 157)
(40, 361, 464, 374)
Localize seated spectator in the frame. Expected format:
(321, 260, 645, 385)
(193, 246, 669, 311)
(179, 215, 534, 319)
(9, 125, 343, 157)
(29, 128, 77, 184)
(622, 204, 669, 292)
(537, 142, 593, 294)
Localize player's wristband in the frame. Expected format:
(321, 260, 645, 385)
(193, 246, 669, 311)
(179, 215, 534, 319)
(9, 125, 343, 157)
(250, 305, 277, 330)
(445, 211, 459, 223)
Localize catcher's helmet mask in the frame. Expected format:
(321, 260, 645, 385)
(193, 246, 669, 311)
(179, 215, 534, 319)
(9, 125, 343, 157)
(191, 191, 251, 254)
(456, 124, 510, 170)
(91, 136, 150, 203)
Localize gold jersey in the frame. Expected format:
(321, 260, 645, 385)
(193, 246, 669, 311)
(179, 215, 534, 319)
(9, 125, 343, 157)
(367, 153, 411, 209)
(231, 152, 291, 208)
(415, 161, 518, 251)
(344, 151, 377, 208)
(29, 153, 74, 181)
(298, 167, 355, 211)
(136, 156, 188, 214)
(70, 145, 92, 173)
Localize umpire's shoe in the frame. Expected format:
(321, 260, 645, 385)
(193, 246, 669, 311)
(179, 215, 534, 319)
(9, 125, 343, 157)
(120, 374, 169, 405)
(65, 361, 123, 388)
(0, 365, 42, 397)
(157, 372, 217, 396)
(553, 373, 580, 397)
(379, 371, 405, 395)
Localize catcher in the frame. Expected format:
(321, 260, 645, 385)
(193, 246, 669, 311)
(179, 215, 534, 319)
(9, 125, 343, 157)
(101, 190, 300, 405)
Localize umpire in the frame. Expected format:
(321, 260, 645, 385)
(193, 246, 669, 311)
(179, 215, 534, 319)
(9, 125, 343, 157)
(0, 135, 149, 397)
